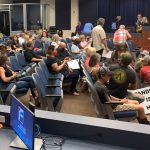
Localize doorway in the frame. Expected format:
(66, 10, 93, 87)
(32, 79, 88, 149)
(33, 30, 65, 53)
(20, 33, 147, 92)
(0, 11, 10, 36)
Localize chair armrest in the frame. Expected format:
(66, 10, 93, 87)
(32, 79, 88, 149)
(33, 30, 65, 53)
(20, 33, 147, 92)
(0, 89, 10, 92)
(46, 85, 60, 87)
(105, 102, 122, 105)
(45, 94, 61, 97)
(48, 77, 61, 80)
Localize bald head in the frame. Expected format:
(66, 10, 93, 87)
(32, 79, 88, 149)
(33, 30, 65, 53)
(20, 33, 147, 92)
(59, 42, 66, 48)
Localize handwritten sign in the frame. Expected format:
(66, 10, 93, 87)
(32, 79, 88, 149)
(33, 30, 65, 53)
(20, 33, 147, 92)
(128, 87, 150, 114)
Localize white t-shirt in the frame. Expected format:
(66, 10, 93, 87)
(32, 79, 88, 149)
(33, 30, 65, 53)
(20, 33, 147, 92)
(71, 44, 80, 53)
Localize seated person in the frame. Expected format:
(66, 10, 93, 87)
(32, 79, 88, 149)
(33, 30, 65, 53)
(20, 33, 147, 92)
(18, 34, 25, 46)
(87, 53, 101, 82)
(41, 30, 51, 43)
(134, 50, 149, 73)
(79, 35, 88, 49)
(0, 55, 40, 107)
(57, 29, 63, 38)
(141, 17, 150, 26)
(71, 38, 82, 59)
(57, 42, 70, 61)
(84, 47, 96, 66)
(11, 35, 20, 51)
(95, 66, 150, 125)
(45, 45, 80, 96)
(137, 17, 149, 32)
(140, 55, 150, 85)
(24, 41, 43, 63)
(51, 34, 60, 49)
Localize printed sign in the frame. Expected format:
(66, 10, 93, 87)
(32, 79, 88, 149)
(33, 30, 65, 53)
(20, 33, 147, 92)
(128, 87, 150, 114)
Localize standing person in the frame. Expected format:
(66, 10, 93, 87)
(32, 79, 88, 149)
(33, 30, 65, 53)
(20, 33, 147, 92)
(115, 16, 122, 29)
(113, 25, 132, 48)
(108, 52, 137, 99)
(95, 66, 150, 125)
(82, 22, 93, 36)
(91, 18, 109, 56)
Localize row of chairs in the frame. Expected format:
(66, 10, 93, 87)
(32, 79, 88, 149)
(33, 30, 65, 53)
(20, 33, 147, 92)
(32, 61, 64, 111)
(9, 52, 36, 76)
(80, 59, 137, 121)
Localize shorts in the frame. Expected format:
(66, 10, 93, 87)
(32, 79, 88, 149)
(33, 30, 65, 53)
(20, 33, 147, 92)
(113, 104, 135, 112)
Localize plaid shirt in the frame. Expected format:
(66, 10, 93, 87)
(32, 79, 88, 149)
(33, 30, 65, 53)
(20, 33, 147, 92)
(113, 29, 127, 44)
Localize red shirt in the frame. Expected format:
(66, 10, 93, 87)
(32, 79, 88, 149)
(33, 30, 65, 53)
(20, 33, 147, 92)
(140, 66, 150, 82)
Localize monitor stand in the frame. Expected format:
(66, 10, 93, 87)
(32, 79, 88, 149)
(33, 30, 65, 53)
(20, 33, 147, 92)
(10, 136, 43, 150)
(10, 136, 28, 149)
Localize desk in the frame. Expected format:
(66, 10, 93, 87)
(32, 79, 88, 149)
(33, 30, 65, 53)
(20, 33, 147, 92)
(0, 129, 134, 150)
(1, 105, 150, 149)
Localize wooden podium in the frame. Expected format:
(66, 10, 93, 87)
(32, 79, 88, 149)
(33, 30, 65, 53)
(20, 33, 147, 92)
(132, 26, 150, 51)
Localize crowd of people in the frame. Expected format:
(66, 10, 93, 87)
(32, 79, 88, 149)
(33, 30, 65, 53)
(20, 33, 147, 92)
(0, 13, 150, 125)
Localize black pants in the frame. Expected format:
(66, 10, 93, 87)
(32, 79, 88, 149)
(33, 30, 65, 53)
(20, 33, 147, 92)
(96, 49, 104, 56)
(63, 70, 79, 93)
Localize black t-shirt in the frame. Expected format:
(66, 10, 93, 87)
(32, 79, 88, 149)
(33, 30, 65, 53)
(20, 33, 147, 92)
(57, 48, 70, 61)
(45, 56, 62, 73)
(94, 81, 109, 104)
(24, 48, 41, 63)
(11, 40, 19, 50)
(108, 64, 136, 98)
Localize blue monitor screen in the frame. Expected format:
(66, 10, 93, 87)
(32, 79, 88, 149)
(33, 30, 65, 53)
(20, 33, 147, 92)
(10, 95, 34, 150)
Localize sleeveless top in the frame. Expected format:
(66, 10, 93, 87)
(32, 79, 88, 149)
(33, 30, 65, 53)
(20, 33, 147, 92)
(0, 66, 13, 86)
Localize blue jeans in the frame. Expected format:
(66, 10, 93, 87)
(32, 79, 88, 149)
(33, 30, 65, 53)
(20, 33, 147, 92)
(16, 76, 36, 97)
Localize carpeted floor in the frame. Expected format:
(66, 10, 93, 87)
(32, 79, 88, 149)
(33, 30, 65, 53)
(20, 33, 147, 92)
(60, 91, 96, 117)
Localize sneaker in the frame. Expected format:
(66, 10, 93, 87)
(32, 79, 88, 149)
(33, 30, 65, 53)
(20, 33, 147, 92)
(137, 118, 150, 125)
(73, 91, 80, 96)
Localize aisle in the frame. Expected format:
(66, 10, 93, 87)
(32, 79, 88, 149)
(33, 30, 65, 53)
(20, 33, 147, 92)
(61, 91, 96, 117)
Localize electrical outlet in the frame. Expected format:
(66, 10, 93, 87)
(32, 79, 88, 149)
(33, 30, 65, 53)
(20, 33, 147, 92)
(0, 115, 5, 123)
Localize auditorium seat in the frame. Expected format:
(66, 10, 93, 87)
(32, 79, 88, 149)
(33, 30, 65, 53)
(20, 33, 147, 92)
(0, 82, 16, 105)
(9, 55, 31, 75)
(39, 61, 63, 81)
(86, 78, 137, 121)
(32, 73, 63, 111)
(35, 67, 62, 88)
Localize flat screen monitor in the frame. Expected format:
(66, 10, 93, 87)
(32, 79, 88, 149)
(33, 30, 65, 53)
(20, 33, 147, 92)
(10, 95, 35, 150)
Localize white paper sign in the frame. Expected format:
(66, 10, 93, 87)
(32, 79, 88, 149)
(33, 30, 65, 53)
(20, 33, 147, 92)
(102, 50, 113, 59)
(128, 87, 150, 114)
(67, 59, 80, 69)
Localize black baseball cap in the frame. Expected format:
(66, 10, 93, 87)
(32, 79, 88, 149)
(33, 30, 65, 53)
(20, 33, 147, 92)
(98, 66, 113, 76)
